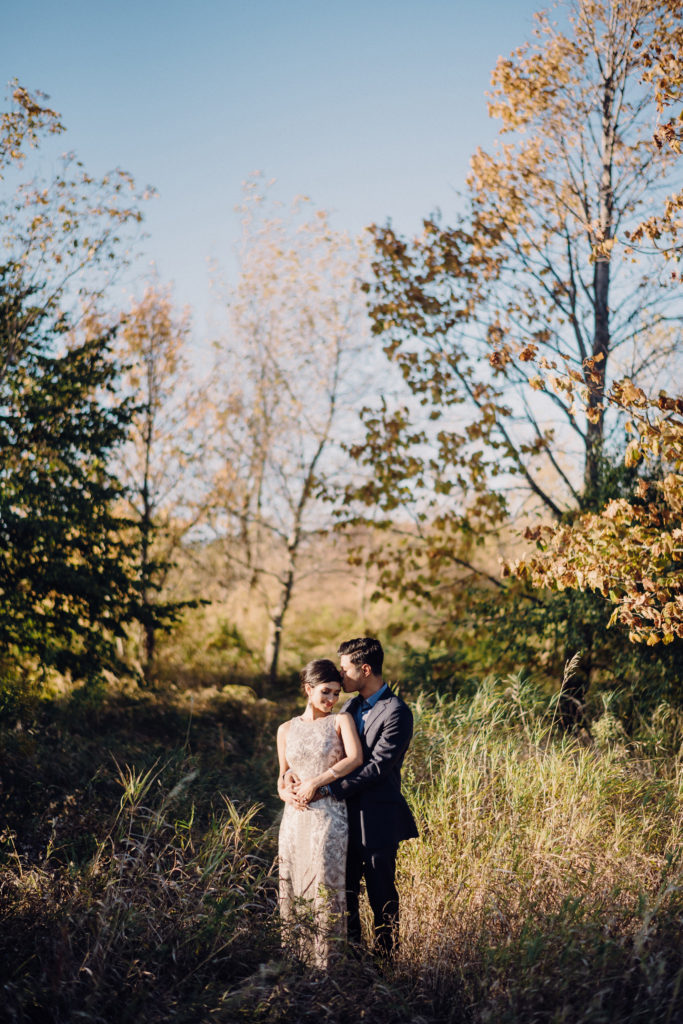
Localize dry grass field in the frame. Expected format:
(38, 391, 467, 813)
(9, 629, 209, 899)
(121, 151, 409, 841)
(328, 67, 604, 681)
(1, 674, 682, 1023)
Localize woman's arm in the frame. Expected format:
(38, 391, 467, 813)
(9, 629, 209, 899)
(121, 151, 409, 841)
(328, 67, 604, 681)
(296, 713, 363, 803)
(276, 721, 302, 807)
(329, 701, 413, 799)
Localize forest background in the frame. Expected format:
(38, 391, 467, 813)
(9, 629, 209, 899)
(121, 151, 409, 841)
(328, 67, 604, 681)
(1, 2, 683, 1022)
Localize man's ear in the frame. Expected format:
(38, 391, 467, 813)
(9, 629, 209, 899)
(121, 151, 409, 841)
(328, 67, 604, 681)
(361, 663, 372, 677)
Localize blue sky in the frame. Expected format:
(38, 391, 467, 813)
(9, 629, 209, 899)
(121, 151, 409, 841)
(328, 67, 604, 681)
(5, 0, 542, 329)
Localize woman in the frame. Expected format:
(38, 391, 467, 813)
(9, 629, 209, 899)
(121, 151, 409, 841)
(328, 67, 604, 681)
(277, 658, 362, 965)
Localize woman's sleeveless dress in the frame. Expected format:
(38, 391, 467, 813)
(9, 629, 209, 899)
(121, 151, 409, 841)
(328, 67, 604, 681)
(278, 714, 348, 965)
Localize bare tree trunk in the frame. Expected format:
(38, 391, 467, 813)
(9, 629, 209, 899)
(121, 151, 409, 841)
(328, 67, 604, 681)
(264, 564, 295, 685)
(140, 394, 156, 682)
(585, 54, 615, 497)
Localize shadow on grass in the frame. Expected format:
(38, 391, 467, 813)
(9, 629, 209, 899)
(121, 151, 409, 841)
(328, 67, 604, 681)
(399, 902, 683, 1024)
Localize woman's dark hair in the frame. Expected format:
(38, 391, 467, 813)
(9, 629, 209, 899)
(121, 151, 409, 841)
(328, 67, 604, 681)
(337, 637, 384, 676)
(300, 658, 342, 690)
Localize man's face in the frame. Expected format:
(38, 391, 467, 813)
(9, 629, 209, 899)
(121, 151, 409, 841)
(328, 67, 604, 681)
(339, 654, 367, 693)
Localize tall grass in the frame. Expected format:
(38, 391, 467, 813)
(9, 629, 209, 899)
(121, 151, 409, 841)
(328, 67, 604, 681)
(396, 676, 683, 1023)
(1, 676, 682, 1022)
(2, 766, 278, 1022)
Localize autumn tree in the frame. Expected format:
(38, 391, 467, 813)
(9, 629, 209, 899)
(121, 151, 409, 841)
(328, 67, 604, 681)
(116, 282, 207, 676)
(628, 0, 683, 262)
(350, 0, 682, 684)
(509, 379, 683, 642)
(0, 81, 151, 327)
(507, 6, 683, 691)
(367, 0, 681, 512)
(209, 182, 368, 683)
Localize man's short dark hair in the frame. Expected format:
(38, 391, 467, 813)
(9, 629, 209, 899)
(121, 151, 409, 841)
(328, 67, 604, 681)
(338, 637, 384, 676)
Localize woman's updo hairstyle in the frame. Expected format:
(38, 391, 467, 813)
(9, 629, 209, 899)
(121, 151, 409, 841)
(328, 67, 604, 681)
(300, 658, 342, 692)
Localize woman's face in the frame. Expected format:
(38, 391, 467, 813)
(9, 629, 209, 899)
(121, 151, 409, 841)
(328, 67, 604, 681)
(305, 680, 341, 714)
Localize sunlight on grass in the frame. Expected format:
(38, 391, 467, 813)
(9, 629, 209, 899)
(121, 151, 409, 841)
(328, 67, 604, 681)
(397, 678, 683, 1022)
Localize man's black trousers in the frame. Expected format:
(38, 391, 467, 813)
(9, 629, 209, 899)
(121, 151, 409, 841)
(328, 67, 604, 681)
(346, 840, 399, 956)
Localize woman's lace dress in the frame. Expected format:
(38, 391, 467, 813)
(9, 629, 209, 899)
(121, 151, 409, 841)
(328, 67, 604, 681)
(278, 714, 348, 965)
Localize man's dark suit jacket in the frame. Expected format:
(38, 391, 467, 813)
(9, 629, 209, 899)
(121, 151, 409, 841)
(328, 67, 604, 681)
(328, 686, 418, 849)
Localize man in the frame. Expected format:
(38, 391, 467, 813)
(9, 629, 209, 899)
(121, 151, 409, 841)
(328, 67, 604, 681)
(316, 637, 418, 957)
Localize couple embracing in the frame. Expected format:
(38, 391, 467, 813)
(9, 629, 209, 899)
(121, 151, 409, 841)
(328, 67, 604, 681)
(277, 637, 418, 966)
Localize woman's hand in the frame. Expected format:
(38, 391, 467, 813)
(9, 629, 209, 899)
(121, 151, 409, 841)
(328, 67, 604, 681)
(282, 768, 300, 788)
(296, 778, 322, 804)
(280, 785, 303, 808)
(279, 768, 309, 809)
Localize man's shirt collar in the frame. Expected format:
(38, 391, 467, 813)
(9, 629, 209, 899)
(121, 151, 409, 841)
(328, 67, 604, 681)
(361, 682, 388, 709)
